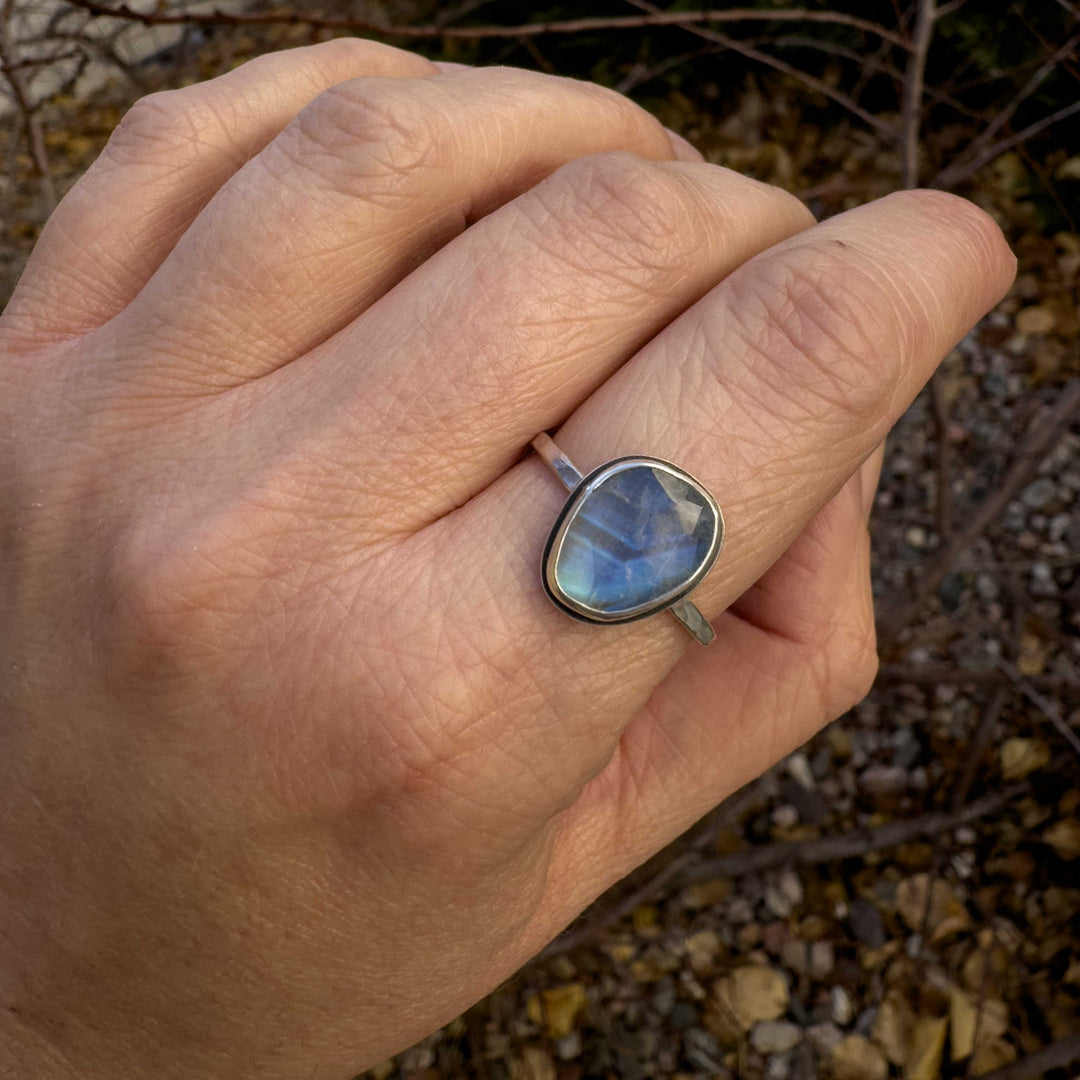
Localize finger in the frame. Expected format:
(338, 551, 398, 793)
(860, 441, 886, 519)
(270, 154, 813, 536)
(544, 464, 877, 915)
(2, 39, 437, 344)
(407, 189, 1013, 806)
(663, 127, 705, 163)
(103, 67, 682, 389)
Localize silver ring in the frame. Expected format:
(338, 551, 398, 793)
(531, 433, 724, 646)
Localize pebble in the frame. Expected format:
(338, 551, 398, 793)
(555, 1032, 582, 1061)
(772, 803, 800, 829)
(751, 1020, 803, 1054)
(806, 1022, 844, 1057)
(765, 887, 793, 919)
(831, 986, 854, 1026)
(975, 573, 1000, 601)
(860, 764, 907, 796)
(765, 1052, 793, 1080)
(905, 525, 929, 549)
(786, 752, 816, 790)
(778, 869, 804, 907)
(728, 897, 755, 924)
(1021, 476, 1057, 509)
(810, 941, 835, 979)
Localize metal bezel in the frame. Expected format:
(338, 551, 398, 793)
(541, 456, 725, 625)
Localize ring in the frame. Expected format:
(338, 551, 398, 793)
(531, 433, 724, 646)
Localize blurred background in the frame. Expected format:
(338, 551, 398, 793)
(2, 2, 1078, 1078)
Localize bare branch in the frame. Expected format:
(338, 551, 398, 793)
(60, 2, 909, 48)
(973, 1033, 1080, 1080)
(879, 379, 1080, 638)
(901, 0, 936, 188)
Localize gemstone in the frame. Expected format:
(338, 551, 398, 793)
(549, 461, 719, 619)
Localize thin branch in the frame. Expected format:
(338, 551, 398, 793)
(60, 2, 909, 48)
(540, 784, 1027, 957)
(950, 686, 1009, 813)
(0, 0, 56, 212)
(991, 654, 1080, 759)
(625, 0, 896, 137)
(973, 1032, 1080, 1080)
(879, 379, 1080, 638)
(930, 375, 953, 540)
(901, 0, 936, 188)
(934, 29, 1080, 189)
(876, 664, 1079, 693)
(934, 98, 1080, 188)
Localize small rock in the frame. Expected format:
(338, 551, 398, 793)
(975, 573, 1000, 601)
(1015, 304, 1056, 334)
(849, 898, 886, 948)
(805, 1022, 844, 1058)
(670, 1002, 699, 1031)
(555, 1032, 582, 1061)
(681, 1027, 725, 1074)
(778, 869, 804, 908)
(786, 752, 815, 790)
(728, 896, 755, 924)
(1021, 476, 1057, 509)
(751, 1020, 803, 1054)
(765, 1053, 793, 1080)
(905, 525, 929, 548)
(810, 941, 835, 979)
(772, 803, 800, 829)
(831, 986, 854, 1026)
(861, 764, 907, 796)
(765, 886, 793, 919)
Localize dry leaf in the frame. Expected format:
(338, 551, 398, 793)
(972, 1037, 1017, 1075)
(906, 1016, 947, 1080)
(541, 984, 586, 1038)
(714, 966, 789, 1030)
(831, 1034, 889, 1080)
(896, 875, 971, 941)
(950, 987, 1008, 1061)
(872, 989, 915, 1065)
(1000, 738, 1051, 780)
(511, 1047, 556, 1080)
(1044, 819, 1080, 859)
(682, 878, 732, 909)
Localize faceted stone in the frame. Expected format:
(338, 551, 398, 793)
(553, 463, 718, 616)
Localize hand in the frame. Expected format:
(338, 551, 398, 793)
(0, 37, 1014, 1080)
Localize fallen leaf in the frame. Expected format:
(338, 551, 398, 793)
(906, 1016, 947, 1080)
(872, 989, 915, 1065)
(512, 1047, 556, 1080)
(682, 879, 731, 909)
(831, 1034, 888, 1080)
(1000, 738, 1051, 780)
(714, 966, 789, 1030)
(950, 987, 1008, 1061)
(972, 1037, 1017, 1075)
(541, 984, 586, 1039)
(896, 875, 971, 941)
(1044, 819, 1080, 859)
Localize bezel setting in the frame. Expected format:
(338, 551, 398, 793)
(541, 456, 725, 625)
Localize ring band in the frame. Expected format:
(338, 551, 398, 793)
(531, 433, 723, 646)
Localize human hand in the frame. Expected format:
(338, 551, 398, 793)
(0, 37, 1014, 1080)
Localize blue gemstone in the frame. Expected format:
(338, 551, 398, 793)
(552, 463, 718, 616)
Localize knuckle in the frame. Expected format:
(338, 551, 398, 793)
(546, 151, 696, 263)
(713, 243, 912, 428)
(105, 89, 215, 163)
(279, 77, 444, 193)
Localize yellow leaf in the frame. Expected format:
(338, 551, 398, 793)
(541, 983, 587, 1038)
(905, 1016, 947, 1080)
(832, 1035, 889, 1080)
(1000, 738, 1050, 780)
(1045, 819, 1080, 860)
(972, 1037, 1016, 1075)
(949, 987, 1008, 1061)
(714, 966, 789, 1030)
(872, 989, 915, 1065)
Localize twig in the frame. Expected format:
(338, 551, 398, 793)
(0, 0, 56, 212)
(625, 0, 896, 137)
(60, 2, 909, 48)
(930, 375, 953, 540)
(973, 1032, 1080, 1080)
(901, 0, 936, 188)
(681, 783, 1026, 882)
(934, 98, 1080, 188)
(933, 30, 1080, 189)
(876, 664, 1079, 693)
(991, 654, 1080, 759)
(879, 379, 1080, 638)
(951, 686, 1009, 813)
